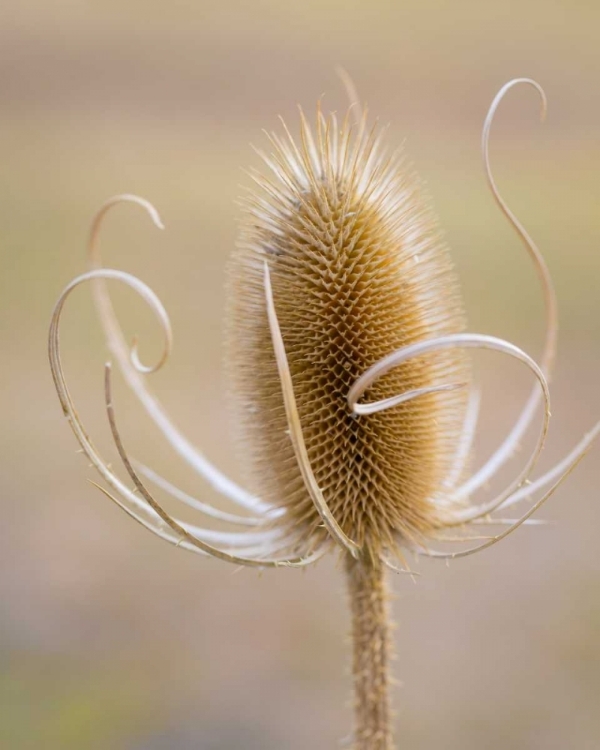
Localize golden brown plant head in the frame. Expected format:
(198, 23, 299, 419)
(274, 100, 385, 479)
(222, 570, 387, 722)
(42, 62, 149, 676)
(225, 110, 470, 557)
(46, 76, 600, 750)
(48, 78, 599, 575)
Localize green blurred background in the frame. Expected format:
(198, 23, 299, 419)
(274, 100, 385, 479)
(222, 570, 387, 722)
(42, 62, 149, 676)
(2, 1, 599, 748)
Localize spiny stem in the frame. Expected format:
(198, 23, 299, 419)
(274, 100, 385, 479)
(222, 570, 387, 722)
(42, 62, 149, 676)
(346, 553, 394, 750)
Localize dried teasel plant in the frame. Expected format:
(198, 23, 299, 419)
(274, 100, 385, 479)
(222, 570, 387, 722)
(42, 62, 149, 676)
(49, 78, 599, 749)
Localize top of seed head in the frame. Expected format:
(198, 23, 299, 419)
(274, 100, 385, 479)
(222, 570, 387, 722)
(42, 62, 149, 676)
(225, 107, 470, 559)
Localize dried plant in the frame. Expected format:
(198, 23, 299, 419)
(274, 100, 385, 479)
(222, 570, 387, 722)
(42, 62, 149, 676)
(48, 78, 599, 749)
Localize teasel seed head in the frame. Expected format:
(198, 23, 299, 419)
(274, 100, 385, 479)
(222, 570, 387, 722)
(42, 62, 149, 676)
(47, 76, 600, 750)
(48, 78, 600, 573)
(225, 109, 470, 559)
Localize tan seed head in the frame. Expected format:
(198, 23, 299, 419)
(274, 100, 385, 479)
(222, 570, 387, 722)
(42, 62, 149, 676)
(225, 110, 470, 558)
(48, 78, 599, 572)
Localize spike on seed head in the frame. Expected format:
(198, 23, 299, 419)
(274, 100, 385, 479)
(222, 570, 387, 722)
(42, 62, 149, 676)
(225, 108, 471, 557)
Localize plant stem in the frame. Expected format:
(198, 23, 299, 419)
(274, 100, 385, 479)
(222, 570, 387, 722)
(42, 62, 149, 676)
(345, 553, 394, 750)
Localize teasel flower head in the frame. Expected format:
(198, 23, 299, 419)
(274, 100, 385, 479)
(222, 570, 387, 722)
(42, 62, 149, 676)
(49, 77, 599, 749)
(225, 102, 473, 561)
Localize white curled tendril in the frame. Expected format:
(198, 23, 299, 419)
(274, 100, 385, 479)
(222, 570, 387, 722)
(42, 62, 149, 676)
(453, 78, 555, 501)
(48, 268, 322, 568)
(88, 194, 279, 517)
(349, 333, 551, 524)
(347, 328, 597, 558)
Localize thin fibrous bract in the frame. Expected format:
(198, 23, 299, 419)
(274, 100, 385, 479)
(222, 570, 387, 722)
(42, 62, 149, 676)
(48, 79, 599, 750)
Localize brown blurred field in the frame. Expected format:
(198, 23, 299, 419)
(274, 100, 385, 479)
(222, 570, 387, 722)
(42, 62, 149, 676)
(1, 2, 600, 748)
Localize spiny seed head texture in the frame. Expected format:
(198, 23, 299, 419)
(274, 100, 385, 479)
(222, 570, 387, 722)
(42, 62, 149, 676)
(225, 110, 470, 558)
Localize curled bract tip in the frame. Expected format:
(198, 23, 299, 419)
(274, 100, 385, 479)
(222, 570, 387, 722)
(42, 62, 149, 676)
(90, 194, 165, 249)
(349, 380, 467, 417)
(130, 333, 170, 375)
(483, 78, 547, 148)
(51, 268, 173, 378)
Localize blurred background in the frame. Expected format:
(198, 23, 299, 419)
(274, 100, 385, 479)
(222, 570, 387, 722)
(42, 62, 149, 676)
(1, 1, 599, 748)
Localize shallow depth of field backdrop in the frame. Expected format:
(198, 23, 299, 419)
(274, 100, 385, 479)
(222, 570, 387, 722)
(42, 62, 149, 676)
(2, 2, 599, 749)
